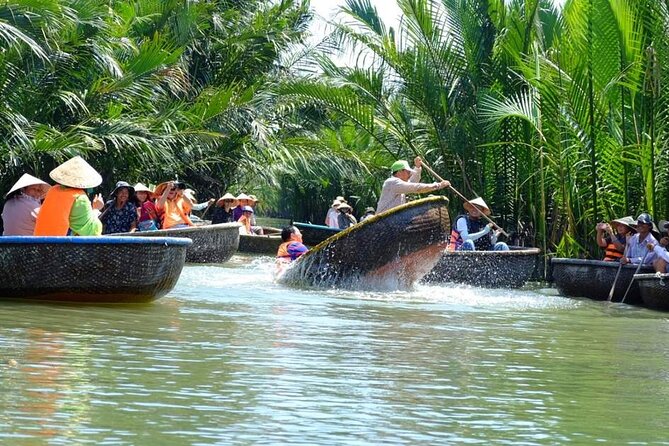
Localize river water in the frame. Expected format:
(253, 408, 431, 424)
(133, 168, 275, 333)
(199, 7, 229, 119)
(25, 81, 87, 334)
(1, 254, 668, 445)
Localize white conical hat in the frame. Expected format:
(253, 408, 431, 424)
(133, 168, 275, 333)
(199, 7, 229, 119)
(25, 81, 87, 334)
(5, 173, 50, 198)
(463, 197, 491, 216)
(49, 156, 102, 189)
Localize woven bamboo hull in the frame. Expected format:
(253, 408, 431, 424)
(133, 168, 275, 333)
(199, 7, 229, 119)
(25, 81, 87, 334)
(0, 236, 191, 303)
(120, 223, 240, 263)
(635, 273, 669, 311)
(551, 258, 654, 304)
(238, 234, 282, 254)
(293, 222, 340, 246)
(279, 196, 450, 290)
(424, 247, 541, 288)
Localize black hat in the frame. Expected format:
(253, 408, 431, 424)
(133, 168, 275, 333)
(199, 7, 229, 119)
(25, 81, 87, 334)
(110, 181, 135, 199)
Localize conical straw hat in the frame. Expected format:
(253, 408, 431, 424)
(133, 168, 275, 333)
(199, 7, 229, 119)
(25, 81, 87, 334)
(49, 156, 102, 189)
(133, 183, 154, 194)
(217, 192, 238, 207)
(5, 173, 50, 198)
(463, 197, 491, 216)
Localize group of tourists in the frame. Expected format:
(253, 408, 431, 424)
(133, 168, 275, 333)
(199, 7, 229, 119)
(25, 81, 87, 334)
(596, 214, 669, 274)
(0, 156, 264, 237)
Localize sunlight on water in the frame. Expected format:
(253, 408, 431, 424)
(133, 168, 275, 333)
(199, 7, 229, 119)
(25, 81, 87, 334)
(2, 253, 669, 444)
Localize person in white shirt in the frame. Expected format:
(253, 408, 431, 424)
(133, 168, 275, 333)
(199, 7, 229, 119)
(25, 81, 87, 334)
(325, 200, 341, 228)
(651, 220, 669, 273)
(375, 157, 450, 214)
(621, 213, 658, 265)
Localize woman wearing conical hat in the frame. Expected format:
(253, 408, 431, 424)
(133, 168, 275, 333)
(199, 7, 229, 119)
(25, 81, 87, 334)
(2, 173, 51, 236)
(447, 197, 508, 252)
(212, 192, 238, 224)
(33, 156, 105, 236)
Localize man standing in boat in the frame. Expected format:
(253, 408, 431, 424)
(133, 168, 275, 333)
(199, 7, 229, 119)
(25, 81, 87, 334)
(376, 157, 450, 214)
(33, 156, 105, 236)
(447, 197, 509, 251)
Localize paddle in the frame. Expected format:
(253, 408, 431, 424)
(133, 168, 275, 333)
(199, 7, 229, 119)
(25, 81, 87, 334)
(620, 250, 650, 304)
(421, 160, 510, 238)
(607, 243, 629, 302)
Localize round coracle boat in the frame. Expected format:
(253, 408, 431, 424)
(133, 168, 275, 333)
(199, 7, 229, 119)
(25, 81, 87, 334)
(634, 273, 669, 311)
(119, 223, 240, 263)
(293, 222, 340, 246)
(0, 236, 191, 303)
(238, 226, 282, 255)
(551, 258, 654, 305)
(423, 247, 541, 288)
(279, 196, 450, 290)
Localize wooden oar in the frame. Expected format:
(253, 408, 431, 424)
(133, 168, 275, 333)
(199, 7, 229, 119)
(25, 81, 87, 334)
(421, 160, 510, 238)
(620, 250, 650, 304)
(607, 243, 629, 302)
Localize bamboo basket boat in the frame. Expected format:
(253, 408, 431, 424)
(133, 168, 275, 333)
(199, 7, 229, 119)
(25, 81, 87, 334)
(424, 247, 541, 288)
(279, 196, 450, 290)
(119, 223, 240, 263)
(293, 222, 340, 246)
(0, 236, 191, 303)
(635, 273, 669, 311)
(551, 258, 654, 304)
(238, 230, 282, 255)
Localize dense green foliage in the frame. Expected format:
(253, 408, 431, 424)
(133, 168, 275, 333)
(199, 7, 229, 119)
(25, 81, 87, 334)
(0, 0, 310, 203)
(278, 0, 669, 259)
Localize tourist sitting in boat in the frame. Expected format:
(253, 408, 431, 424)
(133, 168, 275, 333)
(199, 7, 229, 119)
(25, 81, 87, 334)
(100, 181, 138, 234)
(247, 194, 264, 234)
(2, 174, 51, 236)
(155, 181, 194, 229)
(325, 200, 341, 228)
(447, 197, 509, 251)
(360, 207, 376, 221)
(595, 216, 636, 261)
(376, 157, 450, 214)
(33, 156, 105, 236)
(276, 225, 308, 262)
(337, 202, 357, 229)
(650, 221, 669, 273)
(238, 205, 255, 235)
(233, 193, 252, 221)
(212, 192, 238, 224)
(621, 213, 658, 265)
(134, 183, 159, 231)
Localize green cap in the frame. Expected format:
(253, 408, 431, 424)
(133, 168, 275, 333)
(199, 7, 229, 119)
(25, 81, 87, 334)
(391, 160, 414, 173)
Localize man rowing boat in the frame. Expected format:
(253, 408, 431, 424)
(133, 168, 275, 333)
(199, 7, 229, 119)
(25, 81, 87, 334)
(375, 157, 450, 214)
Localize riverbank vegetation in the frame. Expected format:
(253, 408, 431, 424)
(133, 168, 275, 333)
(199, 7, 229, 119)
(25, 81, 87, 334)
(1, 0, 667, 259)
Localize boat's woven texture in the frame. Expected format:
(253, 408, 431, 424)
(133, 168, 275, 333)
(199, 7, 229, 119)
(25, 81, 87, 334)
(238, 234, 282, 254)
(0, 238, 188, 302)
(551, 258, 653, 304)
(123, 223, 240, 263)
(635, 273, 669, 311)
(280, 197, 450, 290)
(424, 248, 541, 288)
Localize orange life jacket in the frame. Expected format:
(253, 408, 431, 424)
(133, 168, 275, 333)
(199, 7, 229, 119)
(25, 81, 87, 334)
(160, 199, 193, 228)
(603, 238, 625, 262)
(277, 241, 291, 260)
(33, 186, 84, 236)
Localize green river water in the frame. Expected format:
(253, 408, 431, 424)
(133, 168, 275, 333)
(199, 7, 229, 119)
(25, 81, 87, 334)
(1, 254, 668, 445)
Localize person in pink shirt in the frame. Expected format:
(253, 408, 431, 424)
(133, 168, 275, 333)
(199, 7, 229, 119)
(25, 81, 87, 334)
(2, 174, 51, 235)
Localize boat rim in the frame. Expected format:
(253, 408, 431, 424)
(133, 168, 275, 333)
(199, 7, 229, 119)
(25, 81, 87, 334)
(0, 236, 192, 246)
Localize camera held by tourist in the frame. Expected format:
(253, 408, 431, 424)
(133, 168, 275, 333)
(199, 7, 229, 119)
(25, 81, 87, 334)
(596, 217, 636, 262)
(155, 180, 194, 229)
